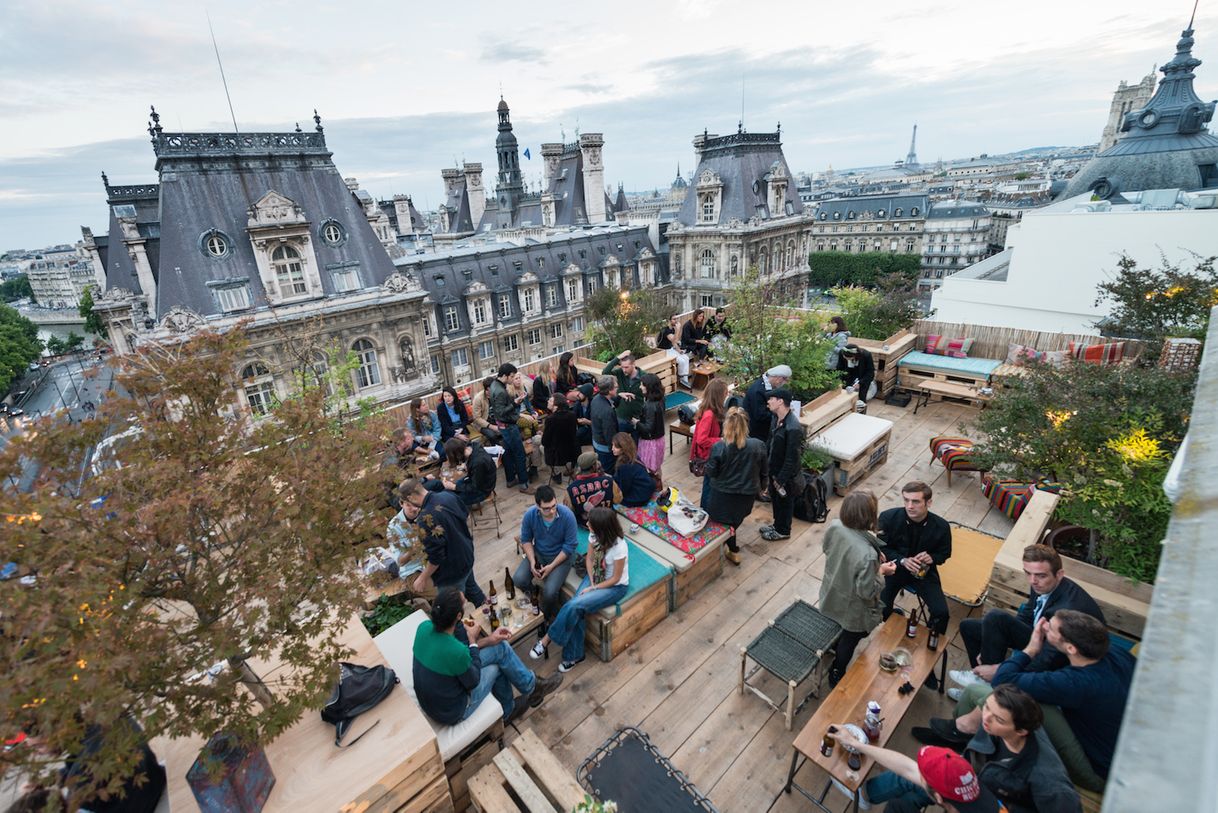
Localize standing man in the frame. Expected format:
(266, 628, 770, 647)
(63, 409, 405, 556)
(878, 482, 952, 639)
(590, 376, 620, 474)
(744, 364, 791, 443)
(512, 485, 578, 627)
(489, 363, 531, 493)
(952, 544, 1104, 692)
(837, 344, 876, 406)
(759, 388, 803, 542)
(602, 351, 644, 439)
(705, 307, 732, 356)
(403, 478, 488, 607)
(656, 315, 692, 389)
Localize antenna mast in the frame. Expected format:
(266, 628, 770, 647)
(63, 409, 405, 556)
(206, 10, 239, 133)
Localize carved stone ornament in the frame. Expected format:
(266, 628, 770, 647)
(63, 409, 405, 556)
(160, 306, 206, 334)
(382, 271, 420, 293)
(98, 286, 135, 303)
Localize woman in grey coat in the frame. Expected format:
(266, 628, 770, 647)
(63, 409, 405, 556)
(818, 489, 897, 686)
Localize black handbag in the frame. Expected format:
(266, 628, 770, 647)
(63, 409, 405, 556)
(320, 662, 398, 747)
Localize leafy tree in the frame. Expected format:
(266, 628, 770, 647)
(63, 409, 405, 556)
(1094, 253, 1218, 354)
(971, 359, 1194, 582)
(584, 286, 671, 360)
(0, 328, 389, 806)
(0, 303, 43, 392)
(1, 274, 34, 303)
(716, 268, 839, 399)
(45, 335, 65, 355)
(808, 251, 920, 289)
(64, 332, 85, 353)
(831, 273, 925, 340)
(79, 286, 106, 337)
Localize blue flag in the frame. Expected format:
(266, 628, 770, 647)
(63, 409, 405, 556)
(523, 147, 531, 160)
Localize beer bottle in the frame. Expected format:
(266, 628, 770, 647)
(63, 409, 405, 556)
(928, 626, 939, 651)
(905, 607, 918, 639)
(488, 580, 498, 610)
(531, 585, 541, 616)
(490, 609, 500, 631)
(505, 567, 516, 601)
(820, 726, 837, 757)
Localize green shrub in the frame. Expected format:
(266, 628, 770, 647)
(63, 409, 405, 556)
(831, 273, 923, 340)
(808, 251, 920, 289)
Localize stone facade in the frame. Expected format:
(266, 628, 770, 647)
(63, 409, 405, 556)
(919, 200, 992, 290)
(809, 194, 928, 258)
(1099, 71, 1157, 153)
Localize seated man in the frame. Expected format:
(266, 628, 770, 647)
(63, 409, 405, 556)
(512, 486, 578, 625)
(412, 588, 562, 726)
(423, 437, 498, 508)
(837, 344, 876, 403)
(921, 610, 1135, 793)
(952, 544, 1104, 692)
(879, 481, 952, 637)
(566, 452, 622, 527)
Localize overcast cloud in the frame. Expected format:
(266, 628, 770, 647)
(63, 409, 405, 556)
(0, 0, 1213, 249)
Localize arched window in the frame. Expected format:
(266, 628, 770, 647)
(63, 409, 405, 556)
(241, 362, 276, 417)
(786, 240, 795, 269)
(757, 249, 767, 274)
(700, 248, 715, 279)
(352, 339, 381, 389)
(272, 245, 308, 296)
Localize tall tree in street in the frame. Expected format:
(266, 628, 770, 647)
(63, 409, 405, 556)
(0, 303, 42, 393)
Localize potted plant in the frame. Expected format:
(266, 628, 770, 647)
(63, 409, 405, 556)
(801, 442, 836, 496)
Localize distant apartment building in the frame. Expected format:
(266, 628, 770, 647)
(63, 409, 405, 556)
(919, 200, 992, 290)
(22, 243, 103, 307)
(809, 194, 928, 257)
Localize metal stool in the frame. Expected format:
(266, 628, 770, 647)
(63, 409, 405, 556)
(740, 599, 842, 730)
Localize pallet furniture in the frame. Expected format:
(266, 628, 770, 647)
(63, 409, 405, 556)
(559, 534, 674, 661)
(375, 611, 506, 813)
(806, 413, 894, 496)
(468, 728, 588, 813)
(157, 616, 453, 813)
(913, 379, 993, 412)
(617, 509, 728, 608)
(850, 330, 917, 398)
(689, 360, 722, 391)
(928, 435, 986, 487)
(739, 599, 842, 730)
(984, 490, 1153, 640)
(798, 388, 855, 438)
(896, 350, 1002, 392)
(574, 351, 678, 396)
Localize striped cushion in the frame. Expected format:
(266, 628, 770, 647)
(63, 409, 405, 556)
(981, 478, 1064, 520)
(929, 436, 979, 471)
(925, 334, 974, 358)
(1067, 340, 1125, 366)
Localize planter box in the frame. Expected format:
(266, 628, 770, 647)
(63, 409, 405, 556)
(851, 330, 917, 398)
(799, 388, 855, 437)
(985, 490, 1153, 640)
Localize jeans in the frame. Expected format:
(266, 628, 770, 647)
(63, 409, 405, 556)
(435, 568, 488, 608)
(880, 570, 950, 634)
(960, 609, 1033, 667)
(499, 423, 530, 486)
(512, 553, 572, 622)
(547, 576, 627, 662)
(770, 480, 795, 535)
(594, 443, 616, 475)
(423, 479, 488, 509)
(459, 640, 537, 723)
(864, 771, 933, 812)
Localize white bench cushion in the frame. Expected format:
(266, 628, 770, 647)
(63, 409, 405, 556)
(810, 413, 894, 458)
(374, 610, 503, 762)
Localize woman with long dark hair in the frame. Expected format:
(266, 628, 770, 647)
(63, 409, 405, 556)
(531, 506, 629, 671)
(704, 407, 767, 565)
(541, 394, 580, 482)
(437, 386, 471, 442)
(554, 352, 578, 396)
(680, 309, 711, 359)
(407, 398, 442, 460)
(612, 432, 655, 507)
(692, 377, 730, 506)
(635, 373, 667, 474)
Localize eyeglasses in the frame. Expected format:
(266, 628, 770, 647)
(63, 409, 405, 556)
(404, 497, 426, 512)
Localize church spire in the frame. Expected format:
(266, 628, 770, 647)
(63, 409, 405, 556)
(906, 124, 919, 168)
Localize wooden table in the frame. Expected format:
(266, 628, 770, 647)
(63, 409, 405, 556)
(913, 380, 992, 413)
(783, 614, 947, 812)
(689, 360, 722, 391)
(469, 728, 589, 813)
(668, 419, 693, 455)
(471, 595, 545, 646)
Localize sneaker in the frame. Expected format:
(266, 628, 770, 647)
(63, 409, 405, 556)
(558, 657, 585, 673)
(911, 726, 966, 751)
(679, 377, 692, 389)
(529, 641, 548, 660)
(947, 687, 963, 702)
(757, 523, 774, 535)
(529, 672, 563, 706)
(760, 528, 791, 541)
(949, 669, 988, 690)
(519, 484, 532, 494)
(928, 717, 972, 745)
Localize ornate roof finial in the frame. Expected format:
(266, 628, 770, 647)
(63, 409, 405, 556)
(149, 105, 161, 131)
(294, 122, 302, 133)
(777, 121, 781, 135)
(101, 171, 109, 188)
(738, 120, 743, 134)
(313, 109, 323, 133)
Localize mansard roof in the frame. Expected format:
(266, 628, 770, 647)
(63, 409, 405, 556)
(814, 193, 928, 222)
(676, 128, 805, 226)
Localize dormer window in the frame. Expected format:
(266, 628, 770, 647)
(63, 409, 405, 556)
(701, 196, 715, 222)
(894, 207, 903, 216)
(513, 260, 523, 270)
(462, 268, 473, 280)
(272, 245, 308, 296)
(214, 283, 251, 313)
(202, 230, 231, 258)
(320, 220, 346, 246)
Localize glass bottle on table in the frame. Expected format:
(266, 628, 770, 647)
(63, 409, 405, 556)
(905, 606, 919, 639)
(505, 567, 516, 601)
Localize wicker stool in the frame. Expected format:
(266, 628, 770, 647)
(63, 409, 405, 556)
(740, 599, 842, 730)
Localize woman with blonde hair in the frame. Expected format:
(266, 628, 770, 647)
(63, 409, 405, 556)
(818, 489, 898, 686)
(691, 377, 731, 506)
(704, 407, 768, 565)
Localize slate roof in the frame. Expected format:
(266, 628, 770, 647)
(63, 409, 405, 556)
(675, 130, 805, 226)
(814, 193, 928, 223)
(927, 199, 988, 219)
(101, 129, 401, 320)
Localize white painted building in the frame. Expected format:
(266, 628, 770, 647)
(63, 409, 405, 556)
(930, 189, 1218, 334)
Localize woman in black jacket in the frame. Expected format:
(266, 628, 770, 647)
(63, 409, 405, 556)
(437, 386, 471, 442)
(531, 362, 554, 414)
(680, 309, 710, 359)
(554, 352, 578, 396)
(635, 373, 667, 474)
(541, 394, 580, 482)
(704, 407, 768, 564)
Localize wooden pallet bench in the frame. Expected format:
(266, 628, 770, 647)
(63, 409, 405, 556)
(469, 728, 588, 813)
(807, 413, 894, 496)
(851, 330, 917, 398)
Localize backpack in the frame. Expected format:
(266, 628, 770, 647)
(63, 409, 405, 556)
(677, 404, 697, 425)
(320, 662, 399, 747)
(793, 472, 830, 524)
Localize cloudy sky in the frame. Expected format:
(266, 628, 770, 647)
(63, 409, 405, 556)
(1, 0, 1214, 250)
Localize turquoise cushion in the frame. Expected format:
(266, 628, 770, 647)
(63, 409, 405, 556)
(664, 391, 696, 410)
(574, 529, 673, 616)
(898, 350, 1002, 378)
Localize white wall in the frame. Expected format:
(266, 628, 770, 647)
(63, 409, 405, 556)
(932, 204, 1218, 334)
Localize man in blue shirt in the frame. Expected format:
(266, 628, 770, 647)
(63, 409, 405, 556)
(511, 485, 578, 627)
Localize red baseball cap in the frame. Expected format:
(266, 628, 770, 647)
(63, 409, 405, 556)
(917, 747, 1003, 812)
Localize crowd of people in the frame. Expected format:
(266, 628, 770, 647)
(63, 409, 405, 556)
(380, 307, 1133, 809)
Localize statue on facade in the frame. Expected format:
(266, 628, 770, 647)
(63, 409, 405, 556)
(399, 337, 419, 377)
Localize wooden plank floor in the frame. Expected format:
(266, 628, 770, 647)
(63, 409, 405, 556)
(455, 400, 1011, 812)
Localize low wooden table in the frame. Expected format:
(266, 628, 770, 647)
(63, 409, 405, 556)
(689, 360, 721, 391)
(913, 380, 992, 413)
(668, 419, 693, 455)
(471, 596, 545, 646)
(783, 614, 948, 812)
(469, 728, 587, 813)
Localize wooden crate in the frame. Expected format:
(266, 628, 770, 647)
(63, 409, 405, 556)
(561, 561, 673, 662)
(469, 728, 588, 813)
(626, 524, 727, 609)
(575, 351, 677, 395)
(897, 363, 993, 391)
(674, 543, 725, 607)
(851, 330, 917, 397)
(799, 388, 854, 437)
(829, 428, 891, 496)
(985, 490, 1153, 640)
(443, 727, 503, 813)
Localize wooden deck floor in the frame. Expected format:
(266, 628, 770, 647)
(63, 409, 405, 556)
(465, 399, 1012, 812)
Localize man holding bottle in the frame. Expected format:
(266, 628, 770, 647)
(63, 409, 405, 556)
(512, 485, 579, 628)
(878, 482, 953, 641)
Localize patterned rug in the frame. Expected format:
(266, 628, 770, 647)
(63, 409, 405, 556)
(616, 502, 729, 556)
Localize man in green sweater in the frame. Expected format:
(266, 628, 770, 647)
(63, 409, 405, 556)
(412, 589, 562, 725)
(603, 351, 644, 439)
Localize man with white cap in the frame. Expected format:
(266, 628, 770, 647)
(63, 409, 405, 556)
(744, 364, 791, 443)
